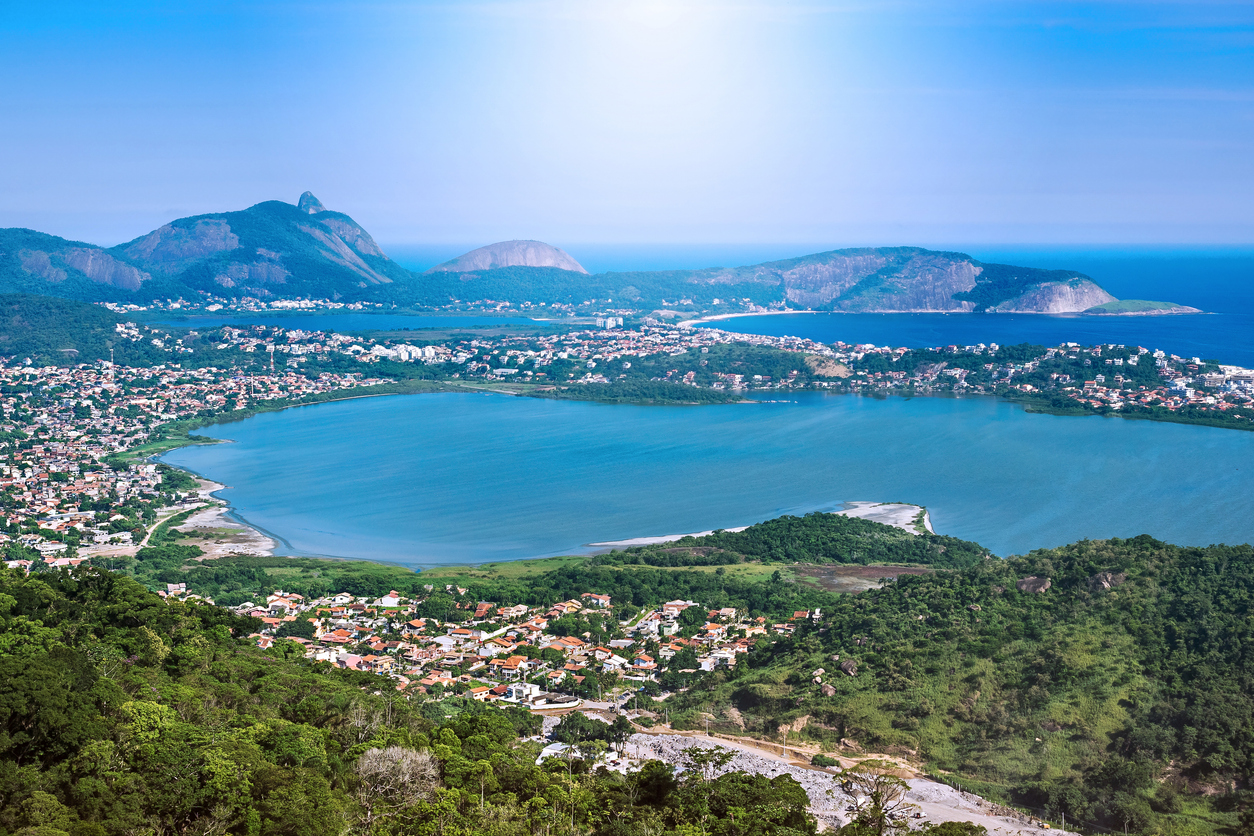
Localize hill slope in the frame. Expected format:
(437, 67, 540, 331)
(0, 193, 414, 302)
(429, 239, 588, 273)
(0, 196, 1146, 312)
(659, 534, 1254, 833)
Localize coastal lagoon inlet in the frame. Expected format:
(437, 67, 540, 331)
(161, 391, 1254, 565)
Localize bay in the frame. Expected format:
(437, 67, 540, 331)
(161, 391, 1254, 566)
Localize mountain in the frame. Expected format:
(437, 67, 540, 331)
(428, 239, 588, 274)
(681, 247, 1116, 313)
(0, 192, 412, 302)
(0, 196, 1139, 312)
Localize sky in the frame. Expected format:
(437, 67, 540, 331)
(1, 1, 1252, 248)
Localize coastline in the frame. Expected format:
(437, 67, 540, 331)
(176, 478, 278, 558)
(587, 501, 934, 549)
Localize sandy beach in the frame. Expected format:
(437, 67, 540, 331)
(677, 309, 819, 327)
(836, 501, 934, 534)
(589, 501, 934, 548)
(174, 478, 278, 558)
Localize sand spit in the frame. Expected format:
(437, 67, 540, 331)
(174, 479, 277, 558)
(590, 502, 933, 548)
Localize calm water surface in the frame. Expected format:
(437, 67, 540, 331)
(162, 392, 1254, 566)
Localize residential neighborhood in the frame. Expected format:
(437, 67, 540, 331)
(226, 585, 818, 711)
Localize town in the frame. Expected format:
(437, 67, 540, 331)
(236, 584, 811, 710)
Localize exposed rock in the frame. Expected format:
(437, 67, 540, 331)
(1089, 571, 1127, 591)
(839, 659, 858, 677)
(992, 278, 1115, 313)
(60, 248, 150, 290)
(775, 250, 980, 312)
(430, 240, 588, 274)
(298, 225, 393, 285)
(318, 217, 387, 259)
(18, 250, 66, 283)
(968, 604, 982, 611)
(820, 683, 836, 697)
(839, 737, 860, 750)
(213, 260, 290, 287)
(122, 219, 240, 272)
(1016, 576, 1052, 594)
(297, 191, 327, 214)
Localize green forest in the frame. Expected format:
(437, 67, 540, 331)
(5, 528, 1254, 835)
(0, 566, 834, 836)
(659, 535, 1254, 836)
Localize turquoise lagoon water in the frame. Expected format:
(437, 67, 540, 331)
(162, 391, 1254, 566)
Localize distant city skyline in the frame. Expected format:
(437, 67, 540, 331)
(2, 1, 1251, 246)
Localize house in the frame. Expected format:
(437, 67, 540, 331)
(581, 593, 611, 608)
(374, 590, 402, 608)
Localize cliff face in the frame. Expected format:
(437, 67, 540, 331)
(114, 194, 404, 294)
(993, 280, 1115, 313)
(778, 251, 982, 312)
(430, 240, 587, 274)
(681, 247, 1113, 314)
(0, 193, 411, 301)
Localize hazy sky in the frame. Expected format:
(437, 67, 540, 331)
(2, 1, 1251, 247)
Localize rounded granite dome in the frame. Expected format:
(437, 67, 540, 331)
(428, 240, 587, 274)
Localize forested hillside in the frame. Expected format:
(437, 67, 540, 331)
(592, 513, 991, 571)
(3, 531, 1254, 835)
(0, 294, 176, 366)
(0, 566, 828, 836)
(663, 536, 1254, 835)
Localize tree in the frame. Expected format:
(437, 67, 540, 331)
(681, 745, 735, 784)
(353, 746, 439, 831)
(835, 760, 919, 836)
(276, 618, 316, 639)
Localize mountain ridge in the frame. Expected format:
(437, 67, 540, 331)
(0, 194, 1150, 313)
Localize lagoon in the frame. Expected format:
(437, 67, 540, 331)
(162, 391, 1254, 567)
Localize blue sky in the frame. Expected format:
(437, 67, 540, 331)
(1, 1, 1251, 247)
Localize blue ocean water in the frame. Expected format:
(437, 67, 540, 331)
(699, 247, 1254, 366)
(163, 391, 1254, 566)
(155, 313, 555, 331)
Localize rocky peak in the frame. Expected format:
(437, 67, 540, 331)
(298, 191, 327, 215)
(429, 240, 588, 274)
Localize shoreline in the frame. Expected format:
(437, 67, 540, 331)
(587, 502, 934, 549)
(177, 478, 279, 558)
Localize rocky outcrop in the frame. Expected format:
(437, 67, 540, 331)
(60, 248, 150, 290)
(782, 252, 981, 312)
(1089, 571, 1127, 591)
(839, 659, 858, 677)
(1016, 576, 1052, 594)
(430, 240, 588, 274)
(122, 219, 240, 273)
(213, 259, 290, 288)
(297, 191, 327, 214)
(992, 279, 1115, 313)
(298, 225, 393, 285)
(18, 250, 67, 283)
